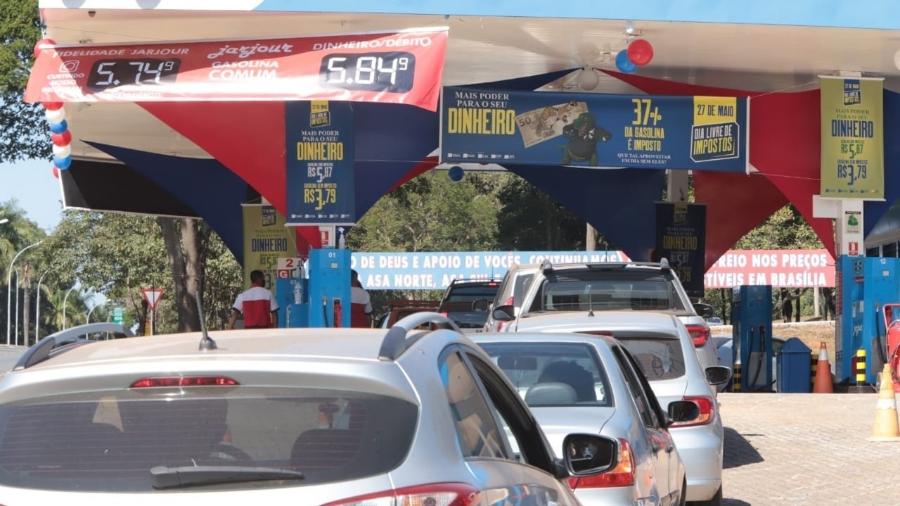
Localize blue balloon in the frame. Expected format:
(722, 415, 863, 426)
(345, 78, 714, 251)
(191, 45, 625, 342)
(616, 50, 637, 74)
(49, 120, 68, 134)
(448, 165, 464, 182)
(53, 155, 72, 170)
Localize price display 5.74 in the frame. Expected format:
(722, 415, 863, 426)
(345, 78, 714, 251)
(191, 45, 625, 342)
(319, 52, 415, 93)
(88, 59, 181, 90)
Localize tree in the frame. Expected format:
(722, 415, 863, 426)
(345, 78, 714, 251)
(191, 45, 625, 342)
(0, 0, 48, 163)
(496, 173, 588, 250)
(0, 200, 46, 341)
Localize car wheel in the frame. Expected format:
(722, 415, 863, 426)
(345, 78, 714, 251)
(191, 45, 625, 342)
(689, 486, 722, 506)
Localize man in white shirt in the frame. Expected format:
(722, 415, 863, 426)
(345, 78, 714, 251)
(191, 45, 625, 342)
(350, 270, 372, 328)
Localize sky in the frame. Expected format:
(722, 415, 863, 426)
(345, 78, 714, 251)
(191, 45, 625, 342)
(0, 159, 63, 231)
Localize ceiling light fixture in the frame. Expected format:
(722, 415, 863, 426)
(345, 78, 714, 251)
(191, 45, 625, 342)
(578, 67, 600, 91)
(624, 21, 636, 36)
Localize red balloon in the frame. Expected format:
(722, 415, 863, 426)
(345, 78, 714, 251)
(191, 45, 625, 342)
(43, 101, 64, 111)
(33, 38, 56, 58)
(627, 39, 654, 66)
(51, 131, 72, 146)
(52, 166, 60, 179)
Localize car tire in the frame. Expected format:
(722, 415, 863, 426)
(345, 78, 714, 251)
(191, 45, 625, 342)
(689, 486, 722, 506)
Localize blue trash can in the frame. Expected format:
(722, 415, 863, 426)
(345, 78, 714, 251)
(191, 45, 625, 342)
(777, 338, 812, 393)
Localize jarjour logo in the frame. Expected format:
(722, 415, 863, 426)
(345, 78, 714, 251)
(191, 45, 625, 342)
(310, 101, 331, 128)
(843, 80, 861, 106)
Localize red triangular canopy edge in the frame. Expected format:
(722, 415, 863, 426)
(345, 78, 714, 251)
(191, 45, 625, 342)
(603, 70, 836, 260)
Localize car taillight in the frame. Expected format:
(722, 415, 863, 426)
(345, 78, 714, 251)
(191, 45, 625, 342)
(670, 395, 715, 428)
(439, 311, 448, 317)
(504, 297, 514, 306)
(324, 483, 480, 506)
(567, 438, 635, 489)
(130, 376, 239, 388)
(685, 324, 710, 347)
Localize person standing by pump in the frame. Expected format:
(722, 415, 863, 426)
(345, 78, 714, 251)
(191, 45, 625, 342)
(229, 270, 279, 329)
(350, 270, 373, 328)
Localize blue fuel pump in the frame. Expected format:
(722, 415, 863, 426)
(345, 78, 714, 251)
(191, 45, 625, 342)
(273, 248, 352, 328)
(307, 248, 351, 328)
(835, 255, 900, 384)
(732, 285, 773, 391)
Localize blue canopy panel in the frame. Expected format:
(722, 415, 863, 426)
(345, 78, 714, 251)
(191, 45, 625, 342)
(86, 142, 250, 263)
(864, 89, 900, 238)
(506, 165, 666, 261)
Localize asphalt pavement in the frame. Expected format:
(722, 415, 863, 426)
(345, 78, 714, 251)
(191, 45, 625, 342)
(719, 393, 900, 505)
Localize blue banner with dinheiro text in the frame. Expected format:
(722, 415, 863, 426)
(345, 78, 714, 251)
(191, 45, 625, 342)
(286, 100, 356, 226)
(440, 87, 748, 172)
(350, 251, 629, 290)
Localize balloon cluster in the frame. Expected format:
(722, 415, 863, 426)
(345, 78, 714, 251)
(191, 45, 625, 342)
(615, 39, 654, 74)
(34, 38, 70, 179)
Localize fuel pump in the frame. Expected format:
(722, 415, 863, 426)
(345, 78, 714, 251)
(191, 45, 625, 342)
(306, 248, 351, 328)
(732, 285, 773, 391)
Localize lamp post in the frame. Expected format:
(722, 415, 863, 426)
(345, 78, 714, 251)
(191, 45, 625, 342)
(34, 270, 50, 343)
(62, 285, 77, 330)
(6, 240, 42, 345)
(86, 302, 102, 324)
(13, 269, 19, 345)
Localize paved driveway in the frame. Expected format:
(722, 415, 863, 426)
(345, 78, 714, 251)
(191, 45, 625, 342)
(720, 393, 900, 505)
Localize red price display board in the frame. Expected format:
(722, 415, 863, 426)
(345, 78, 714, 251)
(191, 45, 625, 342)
(26, 27, 448, 111)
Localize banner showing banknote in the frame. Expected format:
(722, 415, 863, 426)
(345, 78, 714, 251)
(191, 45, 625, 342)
(516, 101, 588, 148)
(440, 87, 748, 172)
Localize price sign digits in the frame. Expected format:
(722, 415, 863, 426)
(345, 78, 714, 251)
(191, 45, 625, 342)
(88, 59, 181, 90)
(319, 52, 415, 93)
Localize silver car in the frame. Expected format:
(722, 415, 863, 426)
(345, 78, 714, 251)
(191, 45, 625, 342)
(0, 313, 609, 505)
(475, 333, 696, 506)
(509, 312, 731, 505)
(488, 261, 720, 372)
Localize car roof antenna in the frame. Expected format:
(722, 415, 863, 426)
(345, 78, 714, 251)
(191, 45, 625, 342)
(195, 294, 217, 351)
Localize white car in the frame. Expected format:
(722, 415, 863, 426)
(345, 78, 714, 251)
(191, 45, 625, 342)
(487, 261, 720, 373)
(0, 313, 597, 505)
(509, 311, 731, 505)
(475, 332, 695, 505)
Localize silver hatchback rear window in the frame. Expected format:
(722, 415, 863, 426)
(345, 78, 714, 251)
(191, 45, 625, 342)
(0, 386, 417, 492)
(616, 336, 686, 380)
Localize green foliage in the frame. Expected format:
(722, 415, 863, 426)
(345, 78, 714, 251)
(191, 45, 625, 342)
(736, 204, 823, 250)
(496, 174, 587, 250)
(0, 0, 48, 162)
(348, 171, 499, 252)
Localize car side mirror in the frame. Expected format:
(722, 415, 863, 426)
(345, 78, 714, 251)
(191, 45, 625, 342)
(705, 366, 732, 386)
(492, 304, 515, 322)
(668, 400, 701, 424)
(693, 302, 715, 318)
(562, 433, 617, 476)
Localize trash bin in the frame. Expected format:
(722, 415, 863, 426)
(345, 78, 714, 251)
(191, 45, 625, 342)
(777, 338, 812, 393)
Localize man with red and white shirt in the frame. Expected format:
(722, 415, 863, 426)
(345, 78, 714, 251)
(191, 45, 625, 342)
(229, 270, 279, 329)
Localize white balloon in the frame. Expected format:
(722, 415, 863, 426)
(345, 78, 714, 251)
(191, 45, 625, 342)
(579, 67, 600, 91)
(52, 143, 71, 158)
(45, 107, 66, 123)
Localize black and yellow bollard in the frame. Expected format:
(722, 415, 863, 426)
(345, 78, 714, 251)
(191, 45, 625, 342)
(810, 353, 818, 393)
(851, 348, 869, 393)
(732, 362, 742, 392)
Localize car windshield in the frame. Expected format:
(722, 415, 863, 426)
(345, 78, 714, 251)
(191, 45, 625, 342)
(615, 336, 686, 381)
(440, 283, 499, 328)
(531, 269, 686, 312)
(479, 342, 613, 407)
(0, 387, 417, 492)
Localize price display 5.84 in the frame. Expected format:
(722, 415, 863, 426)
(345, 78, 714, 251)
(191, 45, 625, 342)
(319, 52, 415, 93)
(88, 59, 181, 90)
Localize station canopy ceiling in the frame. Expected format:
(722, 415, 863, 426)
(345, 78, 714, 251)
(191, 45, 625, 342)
(40, 8, 900, 162)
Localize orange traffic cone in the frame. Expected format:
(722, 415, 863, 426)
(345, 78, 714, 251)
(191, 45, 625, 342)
(868, 364, 900, 442)
(813, 342, 834, 393)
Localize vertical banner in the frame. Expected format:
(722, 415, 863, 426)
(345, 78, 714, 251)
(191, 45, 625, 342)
(655, 203, 707, 298)
(242, 204, 299, 289)
(820, 76, 884, 198)
(286, 100, 356, 226)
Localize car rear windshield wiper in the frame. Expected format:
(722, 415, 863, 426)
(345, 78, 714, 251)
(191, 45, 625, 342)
(151, 465, 305, 490)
